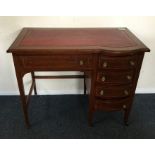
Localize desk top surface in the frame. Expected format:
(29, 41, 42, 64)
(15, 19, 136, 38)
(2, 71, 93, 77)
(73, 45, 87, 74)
(7, 28, 150, 54)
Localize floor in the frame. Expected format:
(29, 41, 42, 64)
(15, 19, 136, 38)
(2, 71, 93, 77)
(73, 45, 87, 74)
(0, 94, 155, 138)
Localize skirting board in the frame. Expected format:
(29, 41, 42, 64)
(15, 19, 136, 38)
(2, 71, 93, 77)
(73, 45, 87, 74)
(0, 88, 155, 95)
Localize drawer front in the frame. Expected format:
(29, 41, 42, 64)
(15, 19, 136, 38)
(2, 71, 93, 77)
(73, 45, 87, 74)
(19, 55, 92, 70)
(95, 86, 131, 99)
(94, 99, 130, 111)
(96, 71, 134, 85)
(98, 56, 137, 70)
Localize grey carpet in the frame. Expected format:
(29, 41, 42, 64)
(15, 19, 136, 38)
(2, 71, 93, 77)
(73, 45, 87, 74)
(0, 94, 155, 139)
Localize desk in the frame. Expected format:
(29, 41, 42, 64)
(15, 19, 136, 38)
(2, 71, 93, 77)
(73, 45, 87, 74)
(7, 28, 150, 128)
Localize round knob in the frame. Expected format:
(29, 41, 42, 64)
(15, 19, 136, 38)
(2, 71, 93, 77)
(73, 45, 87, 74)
(123, 104, 127, 109)
(101, 76, 106, 82)
(126, 75, 132, 80)
(124, 90, 129, 96)
(130, 61, 135, 66)
(79, 60, 84, 66)
(100, 90, 104, 96)
(103, 62, 107, 68)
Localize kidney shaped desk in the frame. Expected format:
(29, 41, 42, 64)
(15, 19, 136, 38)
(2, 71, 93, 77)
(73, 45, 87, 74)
(7, 28, 150, 128)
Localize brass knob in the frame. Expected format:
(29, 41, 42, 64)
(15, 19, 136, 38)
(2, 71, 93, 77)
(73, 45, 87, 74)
(79, 60, 84, 66)
(123, 104, 127, 109)
(124, 90, 129, 95)
(126, 75, 132, 80)
(130, 61, 135, 66)
(101, 76, 106, 82)
(100, 90, 104, 96)
(103, 62, 107, 68)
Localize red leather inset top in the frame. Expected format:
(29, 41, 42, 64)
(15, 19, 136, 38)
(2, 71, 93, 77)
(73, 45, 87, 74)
(20, 29, 137, 48)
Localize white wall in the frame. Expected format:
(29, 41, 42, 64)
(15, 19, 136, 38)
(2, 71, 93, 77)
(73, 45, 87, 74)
(0, 16, 155, 95)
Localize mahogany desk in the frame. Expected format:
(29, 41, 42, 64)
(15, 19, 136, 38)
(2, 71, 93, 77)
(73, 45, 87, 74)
(7, 28, 150, 128)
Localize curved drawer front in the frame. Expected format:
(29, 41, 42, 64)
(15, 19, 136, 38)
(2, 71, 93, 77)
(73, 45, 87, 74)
(19, 55, 92, 70)
(94, 98, 130, 111)
(95, 86, 131, 99)
(98, 55, 137, 70)
(96, 70, 134, 85)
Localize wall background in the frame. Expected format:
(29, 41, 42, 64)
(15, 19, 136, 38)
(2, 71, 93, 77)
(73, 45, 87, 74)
(0, 16, 154, 95)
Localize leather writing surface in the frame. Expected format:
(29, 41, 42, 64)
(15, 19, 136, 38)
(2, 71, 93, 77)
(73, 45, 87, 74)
(20, 29, 137, 48)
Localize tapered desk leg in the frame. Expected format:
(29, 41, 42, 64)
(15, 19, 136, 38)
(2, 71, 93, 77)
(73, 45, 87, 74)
(84, 75, 86, 95)
(88, 87, 95, 127)
(31, 72, 37, 95)
(124, 107, 131, 126)
(88, 109, 94, 127)
(88, 72, 96, 127)
(124, 111, 129, 126)
(88, 78, 96, 127)
(16, 74, 30, 128)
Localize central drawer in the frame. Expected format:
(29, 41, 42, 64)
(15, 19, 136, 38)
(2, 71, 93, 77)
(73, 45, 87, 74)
(19, 55, 92, 70)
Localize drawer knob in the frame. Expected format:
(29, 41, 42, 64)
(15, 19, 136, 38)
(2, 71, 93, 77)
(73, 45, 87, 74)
(130, 61, 135, 66)
(100, 90, 104, 96)
(79, 60, 84, 66)
(126, 75, 132, 80)
(101, 76, 106, 82)
(124, 90, 129, 95)
(123, 104, 127, 109)
(103, 62, 107, 68)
